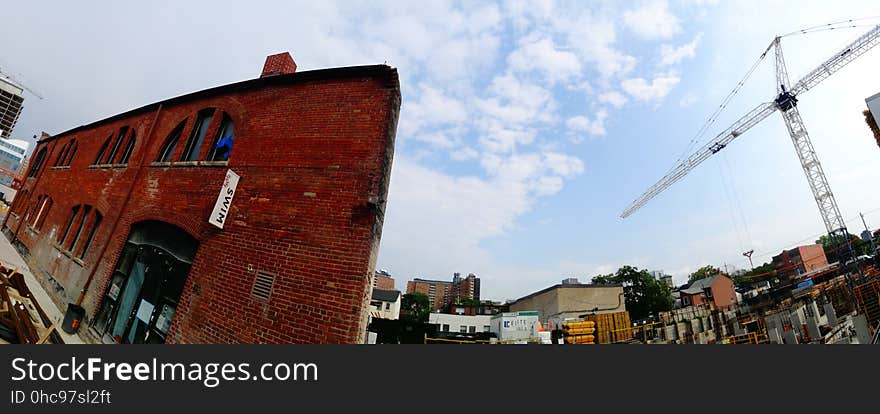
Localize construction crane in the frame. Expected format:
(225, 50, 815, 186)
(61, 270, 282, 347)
(621, 23, 880, 263)
(0, 66, 44, 100)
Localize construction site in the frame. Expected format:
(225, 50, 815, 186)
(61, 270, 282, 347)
(381, 19, 880, 346)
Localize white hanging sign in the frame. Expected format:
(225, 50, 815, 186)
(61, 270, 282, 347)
(209, 169, 240, 229)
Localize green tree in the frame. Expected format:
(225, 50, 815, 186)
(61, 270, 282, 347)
(591, 265, 672, 321)
(816, 233, 870, 259)
(454, 298, 481, 306)
(738, 262, 776, 287)
(688, 265, 726, 284)
(401, 293, 430, 323)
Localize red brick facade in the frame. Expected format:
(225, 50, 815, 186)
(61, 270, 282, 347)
(374, 273, 395, 290)
(3, 55, 401, 344)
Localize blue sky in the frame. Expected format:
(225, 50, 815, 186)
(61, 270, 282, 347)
(3, 1, 880, 301)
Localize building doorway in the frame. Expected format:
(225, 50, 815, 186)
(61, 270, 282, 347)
(92, 221, 198, 344)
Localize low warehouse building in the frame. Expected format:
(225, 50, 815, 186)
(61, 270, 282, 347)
(3, 52, 401, 344)
(509, 280, 625, 323)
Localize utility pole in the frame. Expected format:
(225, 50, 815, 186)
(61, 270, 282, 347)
(860, 212, 877, 255)
(743, 249, 755, 270)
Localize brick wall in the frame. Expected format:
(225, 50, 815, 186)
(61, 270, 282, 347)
(374, 274, 395, 290)
(3, 61, 401, 344)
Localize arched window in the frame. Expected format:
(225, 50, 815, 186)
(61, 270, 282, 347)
(57, 204, 102, 258)
(64, 141, 77, 166)
(28, 195, 52, 230)
(180, 109, 215, 161)
(12, 190, 28, 215)
(207, 113, 235, 161)
(23, 195, 39, 224)
(54, 142, 70, 166)
(54, 139, 77, 167)
(58, 205, 80, 245)
(78, 211, 102, 259)
(27, 148, 47, 178)
(157, 120, 186, 162)
(94, 134, 112, 165)
(93, 220, 198, 343)
(104, 127, 128, 164)
(118, 129, 136, 164)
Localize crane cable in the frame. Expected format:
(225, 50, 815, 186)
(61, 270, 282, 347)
(779, 16, 880, 38)
(716, 154, 747, 253)
(722, 153, 753, 247)
(667, 40, 772, 175)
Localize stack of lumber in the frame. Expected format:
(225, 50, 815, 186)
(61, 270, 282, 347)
(0, 265, 62, 344)
(854, 279, 880, 334)
(581, 311, 632, 344)
(562, 320, 595, 344)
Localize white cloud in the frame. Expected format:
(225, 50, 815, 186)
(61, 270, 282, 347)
(478, 73, 554, 125)
(623, 0, 682, 39)
(598, 91, 628, 108)
(621, 73, 681, 102)
(381, 151, 584, 284)
(475, 73, 556, 153)
(659, 33, 702, 66)
(679, 91, 698, 107)
(559, 12, 637, 78)
(399, 84, 468, 136)
(450, 146, 479, 161)
(503, 3, 637, 79)
(543, 151, 585, 177)
(508, 34, 582, 84)
(566, 110, 609, 137)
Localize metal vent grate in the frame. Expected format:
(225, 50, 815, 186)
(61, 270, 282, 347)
(250, 271, 275, 302)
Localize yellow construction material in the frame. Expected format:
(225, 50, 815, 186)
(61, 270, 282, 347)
(565, 335, 595, 344)
(564, 327, 596, 335)
(562, 321, 595, 330)
(582, 311, 632, 344)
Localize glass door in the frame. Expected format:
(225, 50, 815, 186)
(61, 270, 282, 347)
(92, 221, 198, 344)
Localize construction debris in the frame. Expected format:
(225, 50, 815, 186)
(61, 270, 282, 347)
(0, 264, 63, 344)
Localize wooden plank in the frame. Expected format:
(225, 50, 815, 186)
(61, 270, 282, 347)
(36, 324, 56, 345)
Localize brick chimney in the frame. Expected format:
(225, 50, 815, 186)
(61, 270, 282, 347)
(261, 52, 297, 78)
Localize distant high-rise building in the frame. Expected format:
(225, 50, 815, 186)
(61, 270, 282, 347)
(407, 272, 481, 311)
(373, 269, 395, 290)
(0, 137, 29, 187)
(0, 78, 25, 139)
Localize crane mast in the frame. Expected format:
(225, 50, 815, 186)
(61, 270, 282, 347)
(773, 36, 847, 236)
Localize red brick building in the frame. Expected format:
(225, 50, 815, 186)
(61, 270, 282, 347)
(3, 53, 401, 344)
(771, 244, 828, 282)
(373, 270, 395, 290)
(679, 274, 738, 311)
(406, 273, 481, 311)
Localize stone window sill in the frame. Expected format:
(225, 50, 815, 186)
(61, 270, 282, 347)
(50, 166, 71, 170)
(149, 160, 228, 168)
(52, 244, 86, 267)
(88, 164, 127, 169)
